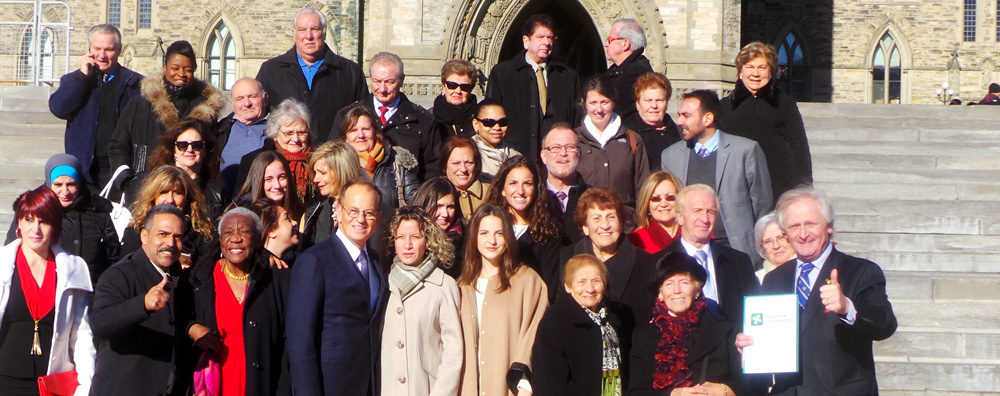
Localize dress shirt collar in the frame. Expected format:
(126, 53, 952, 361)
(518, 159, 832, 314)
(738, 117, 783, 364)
(694, 129, 720, 155)
(336, 228, 366, 262)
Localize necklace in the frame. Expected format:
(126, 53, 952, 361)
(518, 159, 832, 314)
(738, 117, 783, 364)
(223, 261, 249, 281)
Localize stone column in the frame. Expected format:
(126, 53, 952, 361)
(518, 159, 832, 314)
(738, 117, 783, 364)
(657, 0, 741, 96)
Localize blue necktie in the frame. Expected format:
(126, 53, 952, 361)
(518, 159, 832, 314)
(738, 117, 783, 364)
(697, 147, 709, 158)
(357, 250, 370, 283)
(797, 263, 815, 308)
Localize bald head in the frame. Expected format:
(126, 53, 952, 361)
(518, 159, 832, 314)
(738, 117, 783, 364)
(231, 78, 267, 123)
(541, 125, 580, 183)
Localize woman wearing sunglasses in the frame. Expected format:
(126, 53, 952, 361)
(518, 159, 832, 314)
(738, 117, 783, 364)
(628, 170, 683, 254)
(432, 60, 479, 137)
(146, 118, 227, 219)
(471, 99, 521, 182)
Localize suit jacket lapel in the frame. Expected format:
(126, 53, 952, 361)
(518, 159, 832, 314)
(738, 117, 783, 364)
(710, 245, 729, 310)
(801, 250, 839, 330)
(675, 144, 691, 184)
(715, 132, 731, 192)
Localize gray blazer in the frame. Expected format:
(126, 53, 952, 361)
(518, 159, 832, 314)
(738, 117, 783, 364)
(661, 130, 773, 267)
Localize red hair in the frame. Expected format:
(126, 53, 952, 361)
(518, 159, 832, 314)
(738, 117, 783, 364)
(15, 186, 63, 241)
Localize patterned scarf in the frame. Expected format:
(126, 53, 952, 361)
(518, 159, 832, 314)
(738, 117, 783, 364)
(357, 140, 385, 178)
(472, 134, 518, 179)
(277, 146, 312, 206)
(651, 297, 708, 390)
(584, 305, 622, 396)
(388, 254, 438, 297)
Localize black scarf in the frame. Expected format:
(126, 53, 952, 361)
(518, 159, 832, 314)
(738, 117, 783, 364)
(433, 93, 477, 127)
(164, 76, 202, 118)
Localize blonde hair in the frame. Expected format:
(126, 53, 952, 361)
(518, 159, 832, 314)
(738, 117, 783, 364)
(387, 206, 456, 269)
(129, 165, 214, 238)
(635, 170, 683, 229)
(309, 141, 364, 198)
(562, 254, 609, 287)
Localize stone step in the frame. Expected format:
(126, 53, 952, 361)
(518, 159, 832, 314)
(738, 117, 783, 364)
(875, 327, 1000, 361)
(884, 271, 1000, 302)
(0, 85, 54, 98)
(0, 110, 62, 124)
(836, 214, 986, 236)
(799, 102, 1000, 121)
(880, 391, 997, 396)
(851, 251, 1000, 273)
(0, 96, 49, 112)
(875, 359, 1000, 393)
(807, 127, 1000, 144)
(803, 115, 998, 133)
(812, 152, 1000, 172)
(835, 232, 1000, 255)
(809, 140, 1000, 157)
(814, 181, 996, 201)
(814, 167, 997, 186)
(0, 136, 64, 165)
(0, 123, 64, 138)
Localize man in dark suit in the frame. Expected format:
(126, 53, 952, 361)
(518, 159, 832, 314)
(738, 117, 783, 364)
(328, 51, 443, 181)
(654, 183, 759, 330)
(540, 124, 587, 245)
(486, 14, 579, 159)
(603, 18, 653, 119)
(739, 187, 897, 395)
(256, 8, 367, 145)
(91, 204, 195, 396)
(287, 178, 388, 396)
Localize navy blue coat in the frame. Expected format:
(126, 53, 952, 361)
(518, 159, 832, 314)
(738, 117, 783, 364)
(49, 67, 142, 183)
(286, 233, 388, 396)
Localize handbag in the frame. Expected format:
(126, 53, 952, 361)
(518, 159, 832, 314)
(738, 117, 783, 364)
(37, 370, 78, 396)
(193, 351, 220, 396)
(99, 165, 133, 243)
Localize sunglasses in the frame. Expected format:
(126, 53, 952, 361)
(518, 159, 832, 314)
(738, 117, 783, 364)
(174, 140, 205, 151)
(649, 194, 676, 203)
(476, 118, 508, 128)
(445, 81, 474, 92)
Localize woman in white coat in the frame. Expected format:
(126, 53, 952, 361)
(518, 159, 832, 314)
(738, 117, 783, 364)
(381, 206, 464, 396)
(0, 187, 95, 396)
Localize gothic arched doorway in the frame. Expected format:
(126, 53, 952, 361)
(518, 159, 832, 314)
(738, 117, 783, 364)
(497, 0, 606, 79)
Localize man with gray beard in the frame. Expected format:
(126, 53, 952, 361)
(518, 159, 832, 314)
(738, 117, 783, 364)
(541, 124, 587, 245)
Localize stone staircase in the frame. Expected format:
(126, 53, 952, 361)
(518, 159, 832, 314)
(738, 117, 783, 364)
(0, 86, 62, 228)
(0, 87, 998, 393)
(800, 102, 1000, 395)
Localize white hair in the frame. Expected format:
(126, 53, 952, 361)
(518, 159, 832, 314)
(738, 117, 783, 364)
(220, 207, 263, 237)
(370, 51, 405, 78)
(613, 18, 646, 51)
(294, 8, 328, 33)
(775, 186, 835, 231)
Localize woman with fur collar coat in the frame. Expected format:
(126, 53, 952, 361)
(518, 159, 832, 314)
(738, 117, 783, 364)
(109, 41, 225, 184)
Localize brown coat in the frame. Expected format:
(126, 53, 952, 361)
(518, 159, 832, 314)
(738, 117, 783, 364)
(574, 122, 650, 232)
(458, 266, 549, 396)
(458, 179, 490, 221)
(381, 267, 464, 396)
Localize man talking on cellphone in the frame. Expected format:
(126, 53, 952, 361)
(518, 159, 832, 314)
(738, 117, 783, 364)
(49, 24, 143, 194)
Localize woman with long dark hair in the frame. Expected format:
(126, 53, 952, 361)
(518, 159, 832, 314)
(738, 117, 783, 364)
(232, 151, 301, 219)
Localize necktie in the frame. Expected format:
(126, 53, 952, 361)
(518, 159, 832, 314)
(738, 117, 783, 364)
(697, 146, 709, 158)
(378, 105, 389, 126)
(357, 249, 371, 283)
(554, 191, 567, 212)
(535, 66, 547, 115)
(797, 262, 815, 308)
(694, 249, 718, 304)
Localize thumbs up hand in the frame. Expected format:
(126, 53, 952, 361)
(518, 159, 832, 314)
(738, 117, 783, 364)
(144, 276, 170, 312)
(819, 269, 848, 315)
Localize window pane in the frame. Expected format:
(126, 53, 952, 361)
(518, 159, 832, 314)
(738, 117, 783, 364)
(889, 67, 901, 83)
(793, 45, 804, 65)
(889, 81, 901, 102)
(778, 45, 789, 65)
(225, 37, 235, 57)
(889, 47, 900, 67)
(108, 0, 121, 27)
(881, 33, 893, 49)
(138, 0, 152, 29)
(873, 47, 885, 67)
(785, 32, 796, 47)
(219, 24, 229, 38)
(873, 81, 885, 103)
(965, 0, 977, 42)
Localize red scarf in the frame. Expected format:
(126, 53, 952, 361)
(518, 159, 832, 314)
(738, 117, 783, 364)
(651, 297, 707, 390)
(15, 248, 57, 321)
(277, 146, 313, 206)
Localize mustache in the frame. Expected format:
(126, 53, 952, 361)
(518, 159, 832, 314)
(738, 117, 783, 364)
(158, 246, 179, 255)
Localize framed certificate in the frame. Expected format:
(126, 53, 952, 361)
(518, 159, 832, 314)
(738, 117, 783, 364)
(742, 294, 799, 374)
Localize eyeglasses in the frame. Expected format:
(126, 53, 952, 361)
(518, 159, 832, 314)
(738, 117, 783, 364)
(174, 140, 205, 151)
(606, 36, 626, 44)
(344, 207, 378, 221)
(477, 118, 508, 128)
(542, 144, 579, 154)
(760, 234, 788, 249)
(281, 130, 309, 139)
(649, 194, 676, 203)
(445, 81, 474, 92)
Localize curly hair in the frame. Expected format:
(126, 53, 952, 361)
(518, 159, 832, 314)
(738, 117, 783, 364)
(632, 72, 672, 106)
(483, 156, 559, 244)
(146, 118, 220, 181)
(573, 187, 625, 229)
(457, 204, 520, 293)
(386, 206, 456, 270)
(129, 165, 214, 238)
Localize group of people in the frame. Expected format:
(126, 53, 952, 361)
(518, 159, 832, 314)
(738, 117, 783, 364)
(0, 7, 898, 396)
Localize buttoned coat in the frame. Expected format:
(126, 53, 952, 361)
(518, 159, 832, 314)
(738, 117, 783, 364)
(256, 45, 368, 145)
(761, 248, 897, 396)
(381, 267, 463, 396)
(575, 122, 650, 231)
(661, 131, 772, 267)
(458, 265, 548, 396)
(486, 51, 579, 158)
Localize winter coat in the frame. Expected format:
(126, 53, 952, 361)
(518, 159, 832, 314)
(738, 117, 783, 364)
(531, 292, 631, 396)
(575, 121, 650, 231)
(49, 67, 143, 182)
(380, 267, 463, 396)
(605, 50, 653, 120)
(369, 145, 420, 254)
(299, 198, 334, 252)
(486, 51, 580, 158)
(6, 191, 120, 283)
(190, 253, 292, 396)
(257, 45, 368, 145)
(719, 79, 812, 202)
(109, 75, 225, 179)
(0, 241, 96, 396)
(559, 237, 651, 326)
(623, 113, 681, 171)
(458, 265, 548, 396)
(330, 93, 445, 182)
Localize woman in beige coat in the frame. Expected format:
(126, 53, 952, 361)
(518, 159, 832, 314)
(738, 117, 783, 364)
(458, 205, 548, 396)
(381, 206, 464, 396)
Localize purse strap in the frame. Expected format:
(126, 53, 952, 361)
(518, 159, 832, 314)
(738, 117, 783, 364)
(99, 165, 131, 199)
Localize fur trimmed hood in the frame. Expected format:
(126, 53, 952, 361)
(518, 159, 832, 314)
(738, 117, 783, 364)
(141, 73, 226, 127)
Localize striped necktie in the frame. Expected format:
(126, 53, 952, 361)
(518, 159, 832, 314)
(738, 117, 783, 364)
(797, 262, 815, 308)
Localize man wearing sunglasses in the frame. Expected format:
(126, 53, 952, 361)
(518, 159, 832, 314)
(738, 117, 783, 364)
(329, 52, 443, 182)
(603, 18, 653, 119)
(486, 14, 579, 159)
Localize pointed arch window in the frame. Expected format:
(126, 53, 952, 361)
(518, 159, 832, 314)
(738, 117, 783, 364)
(207, 21, 237, 90)
(872, 32, 901, 103)
(776, 31, 809, 101)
